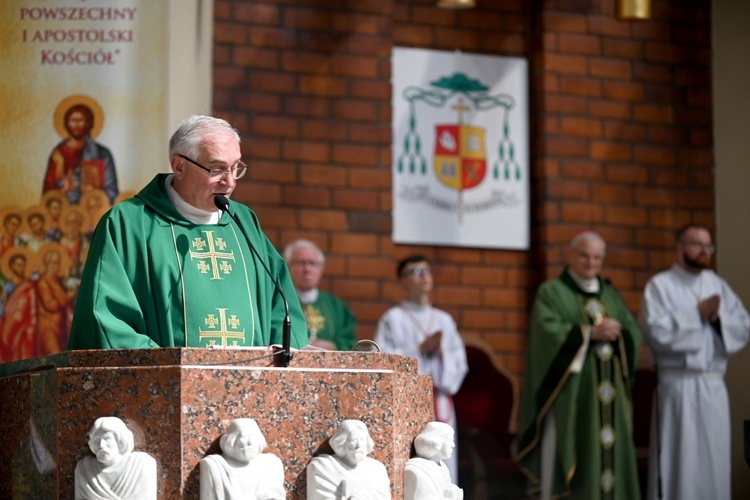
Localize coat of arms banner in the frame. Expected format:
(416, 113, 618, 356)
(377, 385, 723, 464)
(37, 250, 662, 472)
(391, 47, 529, 250)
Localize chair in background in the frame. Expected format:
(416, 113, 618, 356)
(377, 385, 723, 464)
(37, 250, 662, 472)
(453, 337, 526, 500)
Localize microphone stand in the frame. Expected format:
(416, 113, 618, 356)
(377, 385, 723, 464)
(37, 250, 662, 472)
(214, 195, 292, 367)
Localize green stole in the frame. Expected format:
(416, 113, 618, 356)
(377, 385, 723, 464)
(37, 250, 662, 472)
(173, 223, 260, 347)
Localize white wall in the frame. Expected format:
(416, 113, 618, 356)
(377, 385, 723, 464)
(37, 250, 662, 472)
(713, 1, 750, 498)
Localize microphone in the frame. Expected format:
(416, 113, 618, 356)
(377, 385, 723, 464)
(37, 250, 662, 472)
(214, 195, 293, 367)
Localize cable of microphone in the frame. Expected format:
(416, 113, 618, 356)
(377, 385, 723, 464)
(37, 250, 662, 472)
(214, 195, 293, 367)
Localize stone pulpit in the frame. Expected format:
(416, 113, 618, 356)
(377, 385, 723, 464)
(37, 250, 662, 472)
(0, 348, 433, 498)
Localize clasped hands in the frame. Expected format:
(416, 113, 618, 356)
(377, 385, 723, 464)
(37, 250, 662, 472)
(590, 318, 622, 342)
(698, 294, 721, 323)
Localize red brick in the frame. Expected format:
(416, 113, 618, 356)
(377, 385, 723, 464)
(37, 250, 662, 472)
(636, 229, 676, 248)
(331, 233, 379, 255)
(300, 165, 348, 187)
(332, 145, 380, 166)
(650, 168, 688, 187)
(677, 191, 713, 209)
(331, 13, 381, 34)
(331, 55, 379, 78)
(560, 117, 603, 138)
(436, 286, 482, 307)
(282, 186, 331, 208)
(544, 53, 588, 74)
(634, 103, 674, 124)
(633, 62, 673, 83)
(349, 124, 392, 144)
(433, 28, 479, 51)
(482, 288, 528, 309)
(214, 22, 247, 44)
(250, 207, 296, 229)
(479, 33, 525, 54)
(393, 25, 433, 45)
(233, 47, 279, 69)
(462, 310, 507, 330)
(349, 80, 391, 101)
(458, 10, 504, 30)
(542, 12, 587, 33)
(249, 27, 297, 49)
(603, 123, 645, 142)
(647, 125, 680, 146)
(349, 169, 391, 189)
(282, 52, 331, 73)
(235, 3, 280, 25)
(284, 97, 329, 118)
(249, 72, 296, 93)
(232, 182, 281, 205)
(605, 206, 648, 226)
(331, 279, 379, 300)
(590, 141, 633, 162)
(345, 36, 392, 57)
(648, 208, 691, 228)
(591, 183, 634, 204)
(561, 202, 605, 224)
(602, 39, 644, 59)
(606, 164, 648, 184)
(299, 209, 348, 231)
(645, 42, 687, 64)
(603, 81, 645, 101)
(560, 160, 604, 180)
(282, 140, 330, 162)
(545, 138, 589, 158)
(558, 33, 601, 55)
(412, 5, 456, 26)
(559, 76, 602, 97)
(285, 7, 330, 30)
(460, 266, 507, 287)
(333, 190, 379, 210)
(332, 101, 379, 122)
(586, 15, 631, 37)
(251, 116, 299, 138)
(589, 100, 631, 119)
(247, 160, 297, 184)
(547, 180, 591, 200)
(589, 57, 632, 79)
(543, 94, 588, 113)
(214, 67, 246, 89)
(245, 137, 281, 160)
(300, 120, 348, 141)
(236, 92, 281, 113)
(299, 76, 347, 97)
(634, 145, 677, 167)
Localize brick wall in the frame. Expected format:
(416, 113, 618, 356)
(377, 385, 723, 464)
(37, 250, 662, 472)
(212, 0, 714, 378)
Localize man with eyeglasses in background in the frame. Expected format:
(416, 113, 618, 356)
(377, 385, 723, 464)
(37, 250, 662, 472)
(68, 115, 308, 351)
(639, 224, 749, 500)
(283, 238, 357, 351)
(374, 254, 467, 482)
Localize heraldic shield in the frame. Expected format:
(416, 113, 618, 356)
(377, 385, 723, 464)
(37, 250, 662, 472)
(433, 124, 487, 191)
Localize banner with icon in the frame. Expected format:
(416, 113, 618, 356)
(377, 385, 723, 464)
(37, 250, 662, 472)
(0, 0, 170, 362)
(392, 47, 529, 250)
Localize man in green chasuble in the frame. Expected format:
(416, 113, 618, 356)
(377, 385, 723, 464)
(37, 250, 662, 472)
(284, 239, 357, 351)
(517, 231, 642, 500)
(67, 116, 308, 350)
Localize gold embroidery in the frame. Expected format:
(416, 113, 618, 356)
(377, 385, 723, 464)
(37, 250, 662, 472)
(584, 297, 607, 325)
(199, 308, 246, 346)
(303, 304, 326, 339)
(189, 230, 235, 280)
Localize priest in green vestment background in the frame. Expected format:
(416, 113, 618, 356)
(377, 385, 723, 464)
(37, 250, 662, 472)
(67, 115, 308, 351)
(284, 239, 357, 351)
(516, 230, 642, 500)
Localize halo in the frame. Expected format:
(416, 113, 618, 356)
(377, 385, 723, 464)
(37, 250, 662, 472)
(53, 94, 104, 139)
(33, 242, 71, 280)
(0, 205, 25, 232)
(20, 205, 47, 237)
(41, 190, 70, 231)
(80, 189, 111, 230)
(0, 247, 32, 282)
(59, 206, 90, 239)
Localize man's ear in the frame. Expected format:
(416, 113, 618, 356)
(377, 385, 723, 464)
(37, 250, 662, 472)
(170, 155, 184, 178)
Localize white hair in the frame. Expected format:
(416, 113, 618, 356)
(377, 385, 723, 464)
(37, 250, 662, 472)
(283, 238, 325, 266)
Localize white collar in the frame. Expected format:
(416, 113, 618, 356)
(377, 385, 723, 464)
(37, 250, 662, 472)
(568, 269, 600, 293)
(296, 288, 319, 304)
(165, 174, 221, 224)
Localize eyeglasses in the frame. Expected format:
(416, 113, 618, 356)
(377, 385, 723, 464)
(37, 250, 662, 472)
(178, 154, 247, 179)
(682, 241, 715, 255)
(403, 267, 432, 277)
(291, 259, 322, 268)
